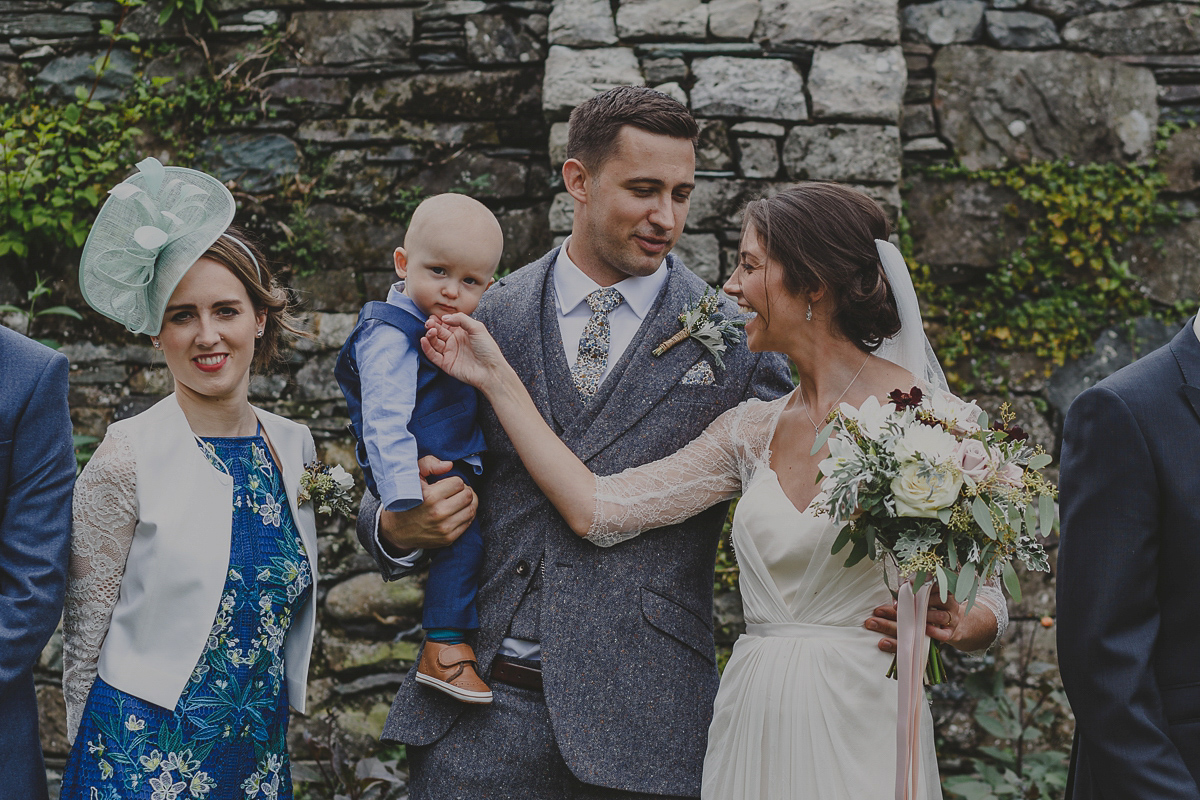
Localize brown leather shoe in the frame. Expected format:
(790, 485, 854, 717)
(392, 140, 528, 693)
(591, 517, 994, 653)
(414, 641, 493, 704)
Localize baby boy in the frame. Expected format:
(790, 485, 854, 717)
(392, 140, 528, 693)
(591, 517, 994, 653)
(335, 193, 503, 704)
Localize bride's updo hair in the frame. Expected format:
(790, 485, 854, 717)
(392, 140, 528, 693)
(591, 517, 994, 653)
(741, 183, 901, 352)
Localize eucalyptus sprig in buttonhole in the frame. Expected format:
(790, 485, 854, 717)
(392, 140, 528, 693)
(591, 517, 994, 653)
(653, 287, 746, 369)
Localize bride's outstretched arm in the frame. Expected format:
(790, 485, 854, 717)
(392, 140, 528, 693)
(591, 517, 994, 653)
(423, 313, 597, 534)
(422, 314, 744, 542)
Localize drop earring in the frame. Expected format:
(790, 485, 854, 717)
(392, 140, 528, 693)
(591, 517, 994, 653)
(151, 338, 161, 349)
(805, 303, 812, 322)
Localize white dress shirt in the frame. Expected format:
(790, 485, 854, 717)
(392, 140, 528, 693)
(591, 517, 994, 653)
(553, 237, 669, 381)
(1193, 306, 1200, 344)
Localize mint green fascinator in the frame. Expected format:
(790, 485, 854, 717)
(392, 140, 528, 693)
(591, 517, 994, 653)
(79, 157, 236, 336)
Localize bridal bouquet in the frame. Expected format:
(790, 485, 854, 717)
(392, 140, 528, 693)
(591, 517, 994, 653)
(814, 386, 1056, 682)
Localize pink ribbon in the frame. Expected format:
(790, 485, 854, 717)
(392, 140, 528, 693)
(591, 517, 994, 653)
(895, 578, 933, 800)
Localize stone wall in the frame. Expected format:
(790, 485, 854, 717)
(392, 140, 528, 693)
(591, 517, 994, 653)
(7, 0, 1196, 791)
(897, 0, 1200, 766)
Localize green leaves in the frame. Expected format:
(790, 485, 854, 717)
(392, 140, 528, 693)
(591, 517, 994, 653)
(811, 420, 835, 456)
(972, 495, 996, 539)
(1039, 493, 1056, 536)
(910, 160, 1178, 390)
(1027, 453, 1052, 470)
(1002, 560, 1023, 602)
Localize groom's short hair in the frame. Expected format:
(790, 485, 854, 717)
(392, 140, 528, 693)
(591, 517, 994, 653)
(567, 86, 698, 173)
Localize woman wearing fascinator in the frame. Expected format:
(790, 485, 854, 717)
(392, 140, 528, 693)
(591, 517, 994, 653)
(60, 158, 318, 800)
(421, 183, 1008, 799)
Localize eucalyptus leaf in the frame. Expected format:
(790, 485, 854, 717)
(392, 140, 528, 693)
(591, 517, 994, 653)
(1002, 560, 1023, 602)
(1028, 453, 1052, 470)
(831, 525, 852, 555)
(935, 565, 949, 603)
(957, 564, 977, 602)
(937, 506, 953, 525)
(811, 420, 835, 456)
(1039, 493, 1055, 536)
(947, 536, 959, 570)
(972, 495, 996, 539)
(1025, 502, 1038, 537)
(977, 410, 989, 430)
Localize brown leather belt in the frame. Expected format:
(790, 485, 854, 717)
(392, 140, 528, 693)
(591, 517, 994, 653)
(491, 655, 543, 691)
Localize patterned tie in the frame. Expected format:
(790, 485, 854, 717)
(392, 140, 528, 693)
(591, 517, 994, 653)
(571, 287, 624, 397)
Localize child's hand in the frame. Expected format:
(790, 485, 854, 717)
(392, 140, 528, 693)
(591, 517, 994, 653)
(422, 313, 508, 388)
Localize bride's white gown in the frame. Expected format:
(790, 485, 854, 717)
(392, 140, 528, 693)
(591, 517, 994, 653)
(589, 392, 1006, 800)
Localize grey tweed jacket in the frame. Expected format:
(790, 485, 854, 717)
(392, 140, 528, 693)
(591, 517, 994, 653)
(357, 248, 792, 796)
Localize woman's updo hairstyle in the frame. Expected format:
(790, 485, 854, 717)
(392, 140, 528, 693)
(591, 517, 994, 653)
(200, 227, 305, 372)
(741, 183, 901, 352)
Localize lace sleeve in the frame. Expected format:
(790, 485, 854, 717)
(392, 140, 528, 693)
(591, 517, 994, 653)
(586, 399, 781, 547)
(63, 428, 138, 744)
(971, 578, 1010, 653)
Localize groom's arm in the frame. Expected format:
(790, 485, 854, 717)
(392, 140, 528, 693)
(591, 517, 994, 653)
(357, 456, 478, 581)
(1057, 385, 1200, 799)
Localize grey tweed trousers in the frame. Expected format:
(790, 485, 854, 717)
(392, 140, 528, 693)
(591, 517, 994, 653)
(407, 681, 697, 800)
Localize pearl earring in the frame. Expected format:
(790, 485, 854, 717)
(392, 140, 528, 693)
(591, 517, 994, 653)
(806, 303, 812, 322)
(256, 329, 264, 338)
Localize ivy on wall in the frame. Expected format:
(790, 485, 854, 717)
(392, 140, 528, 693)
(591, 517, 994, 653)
(903, 160, 1184, 391)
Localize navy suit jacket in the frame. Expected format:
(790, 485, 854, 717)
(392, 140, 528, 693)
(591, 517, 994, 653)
(1058, 319, 1200, 799)
(0, 325, 74, 800)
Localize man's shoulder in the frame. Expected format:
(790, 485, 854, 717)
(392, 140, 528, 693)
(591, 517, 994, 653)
(475, 249, 557, 322)
(1089, 338, 1179, 405)
(0, 324, 62, 374)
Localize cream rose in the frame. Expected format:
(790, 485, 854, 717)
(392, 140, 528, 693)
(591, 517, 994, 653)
(891, 462, 963, 518)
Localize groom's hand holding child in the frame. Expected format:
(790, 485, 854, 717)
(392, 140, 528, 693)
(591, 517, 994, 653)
(336, 193, 502, 705)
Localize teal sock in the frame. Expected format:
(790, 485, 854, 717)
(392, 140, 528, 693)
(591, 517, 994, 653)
(426, 628, 466, 645)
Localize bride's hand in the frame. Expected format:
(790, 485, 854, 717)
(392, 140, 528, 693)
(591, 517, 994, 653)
(865, 589, 992, 653)
(420, 313, 508, 390)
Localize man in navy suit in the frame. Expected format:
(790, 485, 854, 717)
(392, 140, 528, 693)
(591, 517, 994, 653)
(1058, 313, 1200, 799)
(0, 324, 75, 800)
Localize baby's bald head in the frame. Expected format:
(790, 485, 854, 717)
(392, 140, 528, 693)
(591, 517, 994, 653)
(405, 193, 504, 264)
(395, 193, 504, 317)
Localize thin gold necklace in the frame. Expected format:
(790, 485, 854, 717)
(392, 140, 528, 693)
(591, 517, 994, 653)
(798, 352, 872, 434)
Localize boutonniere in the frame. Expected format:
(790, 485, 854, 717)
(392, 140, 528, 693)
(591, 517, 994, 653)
(298, 461, 357, 518)
(652, 287, 746, 368)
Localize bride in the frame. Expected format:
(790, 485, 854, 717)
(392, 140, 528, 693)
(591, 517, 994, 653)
(423, 183, 1007, 799)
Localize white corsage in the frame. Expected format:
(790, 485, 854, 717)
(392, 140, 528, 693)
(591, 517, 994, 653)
(652, 288, 745, 368)
(298, 462, 356, 518)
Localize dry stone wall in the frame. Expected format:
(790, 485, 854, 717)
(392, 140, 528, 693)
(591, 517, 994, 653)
(8, 0, 1194, 789)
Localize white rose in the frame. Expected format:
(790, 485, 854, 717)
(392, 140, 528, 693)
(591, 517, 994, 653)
(329, 465, 355, 492)
(891, 462, 963, 518)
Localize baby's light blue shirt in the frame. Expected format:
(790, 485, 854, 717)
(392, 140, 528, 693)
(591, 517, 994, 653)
(355, 281, 483, 513)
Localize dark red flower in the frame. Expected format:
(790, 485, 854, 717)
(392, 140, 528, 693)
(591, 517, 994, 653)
(991, 422, 1029, 442)
(888, 386, 924, 410)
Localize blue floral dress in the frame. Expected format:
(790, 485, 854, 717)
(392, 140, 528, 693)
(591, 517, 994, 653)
(61, 434, 313, 800)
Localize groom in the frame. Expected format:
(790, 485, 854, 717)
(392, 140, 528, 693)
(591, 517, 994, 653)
(357, 86, 792, 798)
(1057, 311, 1200, 798)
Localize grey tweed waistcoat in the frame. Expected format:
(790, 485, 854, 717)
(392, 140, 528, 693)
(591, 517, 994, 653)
(361, 249, 792, 796)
